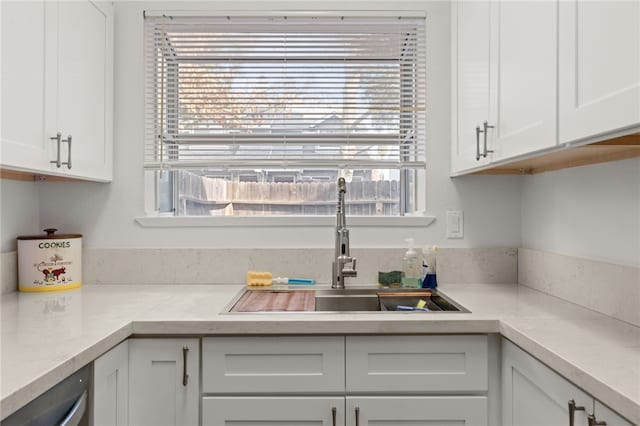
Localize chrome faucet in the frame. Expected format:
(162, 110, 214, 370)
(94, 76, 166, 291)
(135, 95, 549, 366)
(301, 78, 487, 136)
(332, 177, 357, 289)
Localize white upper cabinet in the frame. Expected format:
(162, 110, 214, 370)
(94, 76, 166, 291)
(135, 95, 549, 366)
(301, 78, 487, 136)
(451, 0, 493, 173)
(452, 0, 558, 174)
(489, 1, 558, 159)
(452, 0, 639, 175)
(0, 1, 50, 172)
(558, 1, 640, 144)
(1, 0, 113, 181)
(49, 1, 113, 181)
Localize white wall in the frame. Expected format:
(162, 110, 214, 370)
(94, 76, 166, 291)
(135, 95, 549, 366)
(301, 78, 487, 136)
(521, 157, 640, 267)
(0, 180, 40, 252)
(33, 0, 523, 249)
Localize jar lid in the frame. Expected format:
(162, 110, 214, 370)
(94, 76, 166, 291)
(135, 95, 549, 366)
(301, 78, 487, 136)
(16, 228, 82, 240)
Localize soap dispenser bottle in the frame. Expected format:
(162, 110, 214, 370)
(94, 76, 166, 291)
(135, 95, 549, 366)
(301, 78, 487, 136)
(401, 238, 422, 288)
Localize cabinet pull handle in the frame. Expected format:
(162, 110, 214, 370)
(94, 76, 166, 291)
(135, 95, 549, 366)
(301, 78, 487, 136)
(568, 399, 585, 426)
(588, 414, 606, 426)
(182, 346, 189, 386)
(355, 406, 360, 426)
(50, 132, 62, 168)
(331, 407, 336, 426)
(482, 121, 494, 157)
(61, 135, 72, 170)
(475, 125, 482, 161)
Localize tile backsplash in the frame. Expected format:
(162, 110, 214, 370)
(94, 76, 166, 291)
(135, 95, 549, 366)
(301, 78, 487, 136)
(1, 251, 17, 294)
(5, 246, 638, 328)
(1, 247, 518, 293)
(81, 247, 518, 286)
(519, 248, 640, 327)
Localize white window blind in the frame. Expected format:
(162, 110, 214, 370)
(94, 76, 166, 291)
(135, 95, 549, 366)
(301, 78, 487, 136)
(144, 15, 426, 171)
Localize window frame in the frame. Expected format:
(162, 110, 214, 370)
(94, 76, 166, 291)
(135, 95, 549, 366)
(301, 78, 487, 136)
(141, 7, 431, 226)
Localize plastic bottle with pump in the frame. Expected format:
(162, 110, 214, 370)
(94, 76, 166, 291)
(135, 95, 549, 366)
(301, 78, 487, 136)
(401, 238, 422, 288)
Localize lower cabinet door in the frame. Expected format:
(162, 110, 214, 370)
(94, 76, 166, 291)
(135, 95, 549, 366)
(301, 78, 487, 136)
(346, 396, 488, 426)
(502, 339, 592, 426)
(129, 338, 200, 426)
(93, 340, 128, 426)
(202, 397, 344, 426)
(593, 401, 634, 426)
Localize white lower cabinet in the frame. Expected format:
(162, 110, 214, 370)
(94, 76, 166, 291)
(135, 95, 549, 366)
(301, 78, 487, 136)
(201, 335, 491, 426)
(502, 338, 632, 426)
(346, 335, 489, 393)
(346, 396, 488, 426)
(129, 338, 200, 426)
(202, 336, 345, 393)
(593, 400, 634, 426)
(93, 340, 129, 426)
(202, 397, 344, 426)
(91, 335, 631, 426)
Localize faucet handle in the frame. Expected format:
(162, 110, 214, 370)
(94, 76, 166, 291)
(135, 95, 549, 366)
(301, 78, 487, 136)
(341, 257, 357, 277)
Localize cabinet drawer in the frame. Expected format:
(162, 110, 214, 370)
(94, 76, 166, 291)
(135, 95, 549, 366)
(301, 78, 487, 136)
(202, 336, 345, 393)
(346, 335, 488, 392)
(346, 396, 488, 426)
(202, 397, 344, 426)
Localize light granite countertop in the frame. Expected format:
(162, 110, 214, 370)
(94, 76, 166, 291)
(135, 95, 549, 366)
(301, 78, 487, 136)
(1, 283, 639, 424)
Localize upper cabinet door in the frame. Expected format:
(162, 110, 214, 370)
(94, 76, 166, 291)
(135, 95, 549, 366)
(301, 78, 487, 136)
(52, 0, 113, 181)
(0, 1, 50, 173)
(451, 0, 493, 174)
(558, 1, 640, 144)
(490, 0, 558, 160)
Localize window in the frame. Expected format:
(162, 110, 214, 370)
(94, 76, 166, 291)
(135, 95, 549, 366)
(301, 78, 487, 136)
(144, 15, 426, 217)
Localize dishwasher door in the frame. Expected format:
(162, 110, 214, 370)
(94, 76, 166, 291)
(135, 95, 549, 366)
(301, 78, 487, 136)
(1, 364, 91, 426)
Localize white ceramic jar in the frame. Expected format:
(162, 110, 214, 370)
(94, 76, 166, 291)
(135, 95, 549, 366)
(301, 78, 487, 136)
(16, 228, 82, 292)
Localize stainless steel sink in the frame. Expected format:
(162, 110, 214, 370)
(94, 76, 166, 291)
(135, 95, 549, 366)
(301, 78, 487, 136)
(314, 288, 467, 312)
(314, 288, 380, 312)
(226, 287, 468, 313)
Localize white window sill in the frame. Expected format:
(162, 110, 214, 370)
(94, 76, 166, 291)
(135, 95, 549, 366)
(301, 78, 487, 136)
(135, 215, 436, 228)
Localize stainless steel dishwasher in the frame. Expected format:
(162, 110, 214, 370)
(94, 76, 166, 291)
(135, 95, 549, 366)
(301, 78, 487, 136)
(2, 364, 91, 426)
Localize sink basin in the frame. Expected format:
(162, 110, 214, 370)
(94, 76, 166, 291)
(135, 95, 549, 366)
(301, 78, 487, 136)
(314, 288, 467, 312)
(226, 287, 468, 313)
(314, 289, 380, 312)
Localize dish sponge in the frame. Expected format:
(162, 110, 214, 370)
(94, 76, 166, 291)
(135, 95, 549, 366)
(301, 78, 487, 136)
(378, 270, 403, 287)
(247, 271, 273, 287)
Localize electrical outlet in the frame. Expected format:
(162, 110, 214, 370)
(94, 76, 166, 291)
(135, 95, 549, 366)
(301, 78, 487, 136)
(446, 210, 463, 238)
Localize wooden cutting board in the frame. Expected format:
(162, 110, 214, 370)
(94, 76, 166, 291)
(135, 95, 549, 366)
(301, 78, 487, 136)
(231, 290, 315, 312)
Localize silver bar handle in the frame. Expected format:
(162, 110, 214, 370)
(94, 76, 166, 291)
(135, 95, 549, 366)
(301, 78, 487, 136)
(61, 135, 72, 169)
(475, 125, 482, 161)
(483, 121, 494, 157)
(568, 399, 585, 426)
(588, 414, 606, 426)
(182, 346, 189, 386)
(355, 406, 360, 426)
(331, 407, 336, 426)
(50, 132, 62, 168)
(59, 390, 87, 426)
